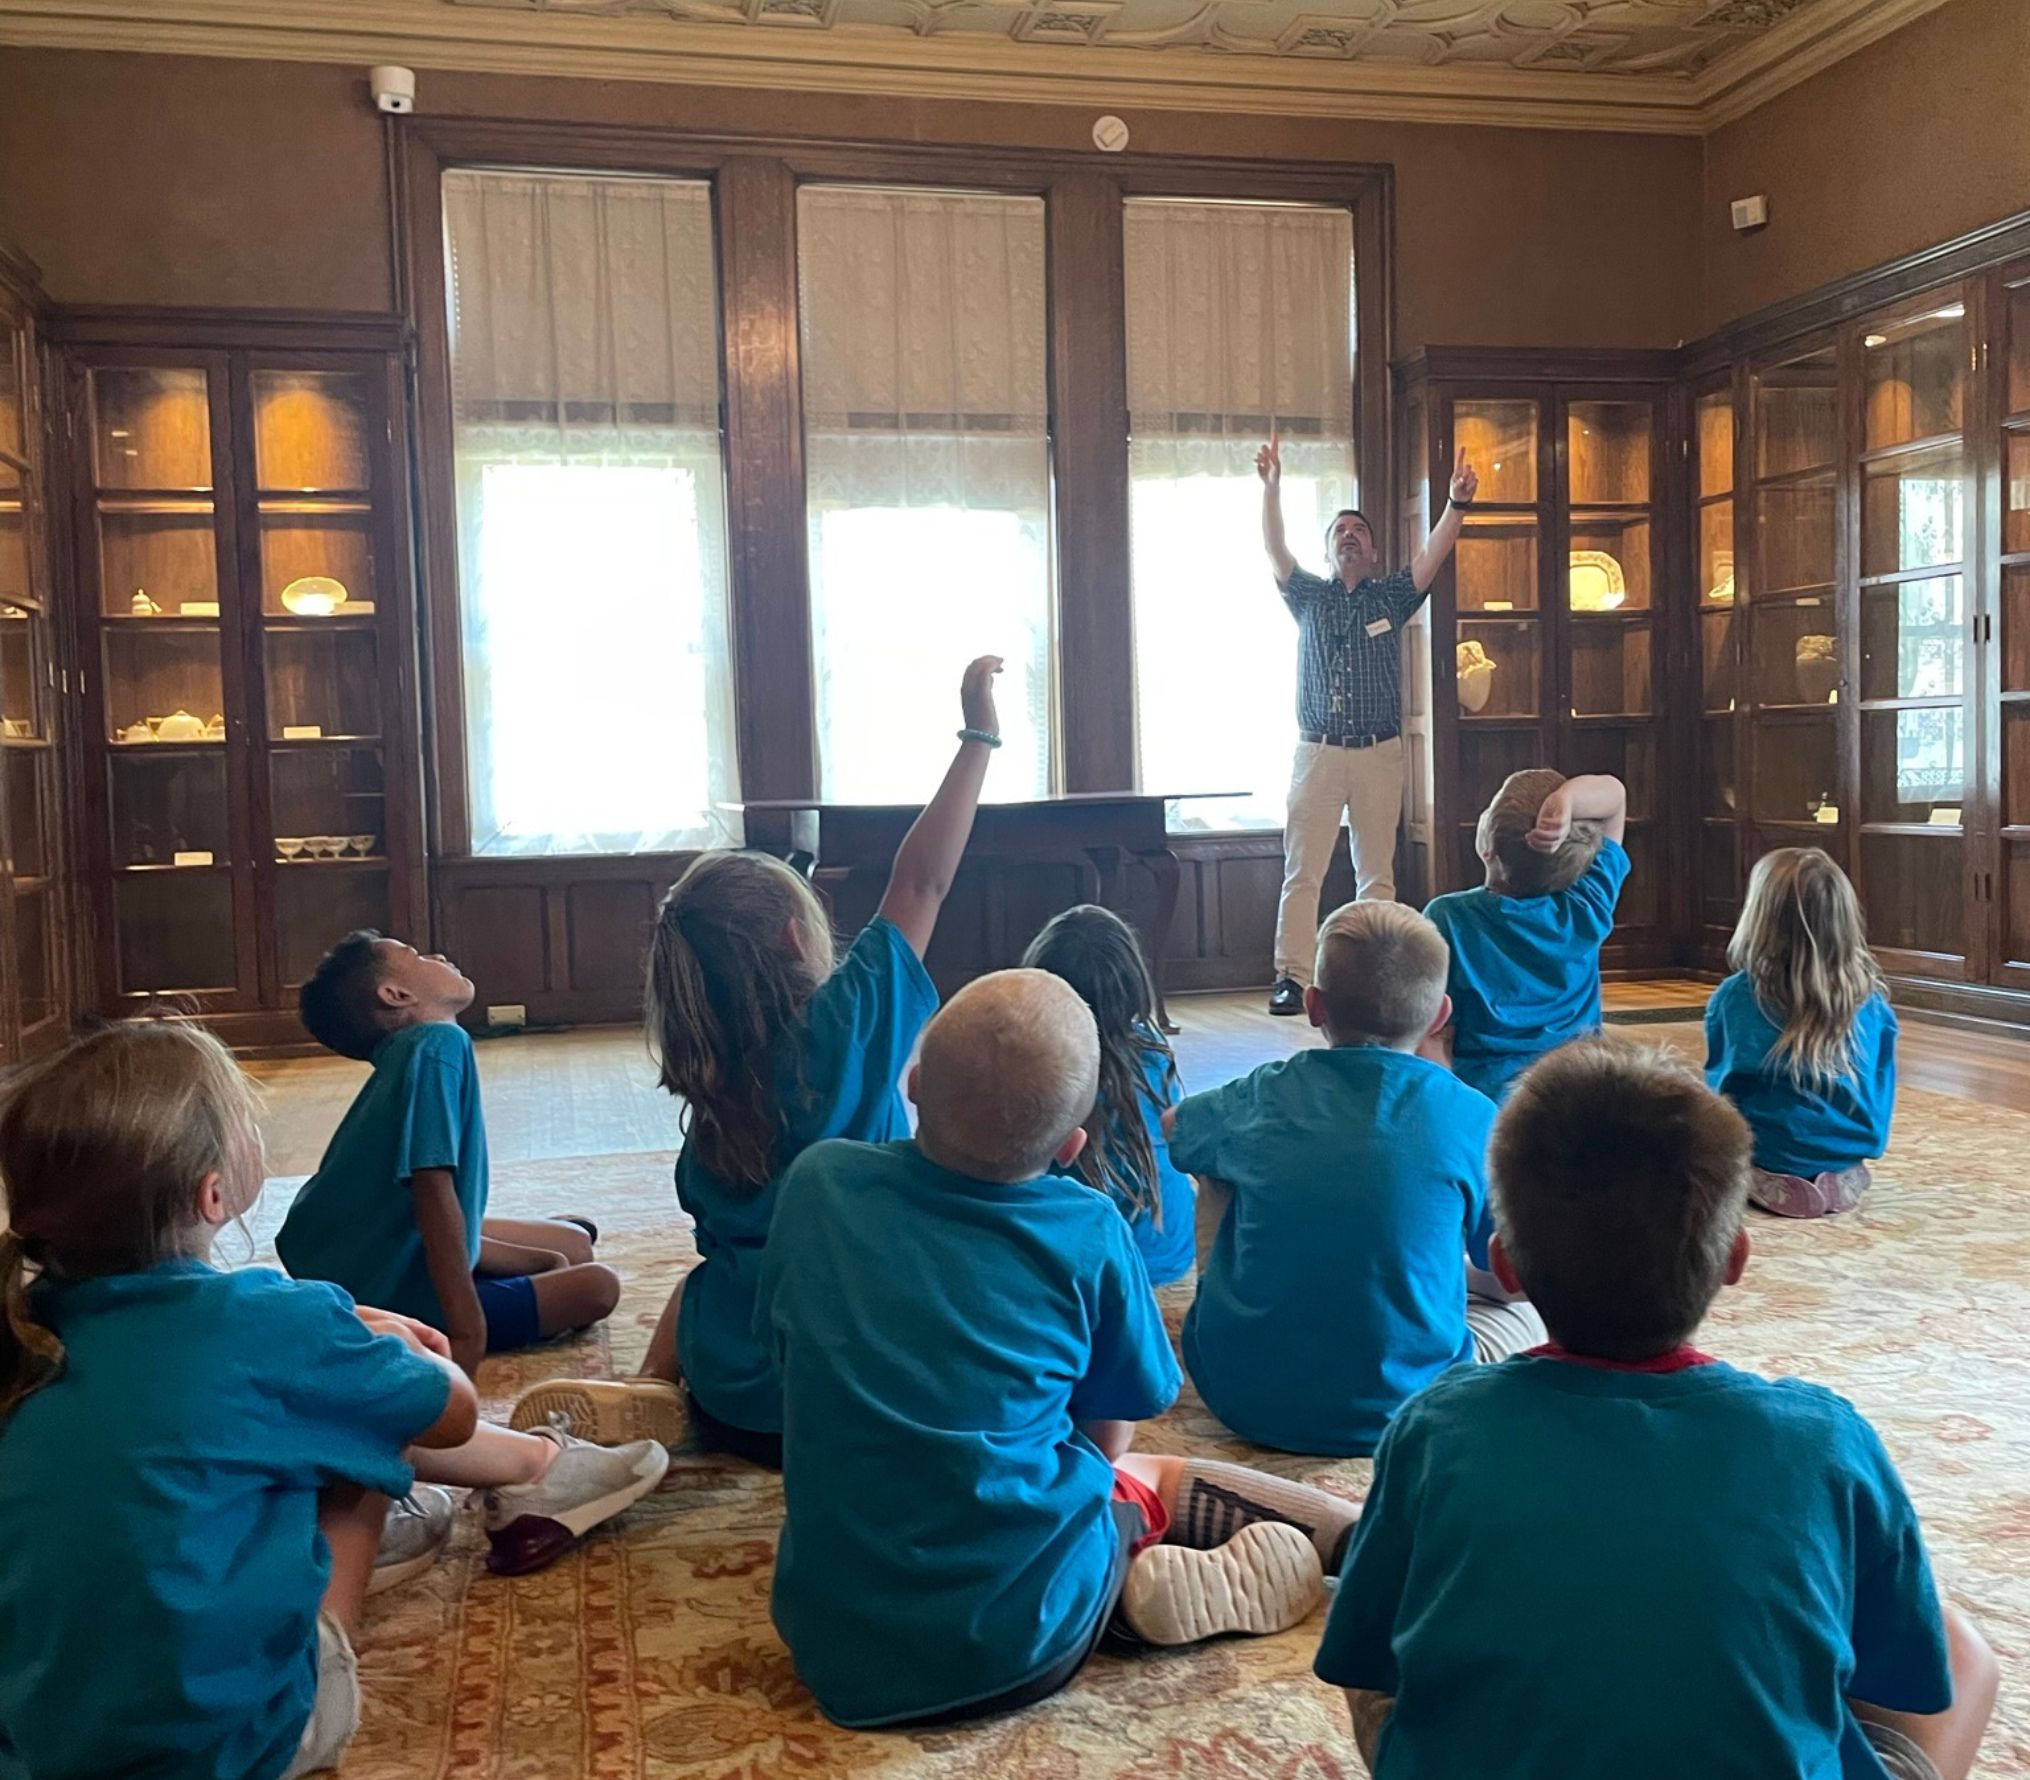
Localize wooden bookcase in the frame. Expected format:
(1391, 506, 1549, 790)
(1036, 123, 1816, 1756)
(57, 317, 424, 1048)
(1396, 350, 1681, 971)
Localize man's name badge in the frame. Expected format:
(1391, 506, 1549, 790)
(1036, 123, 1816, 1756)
(1365, 617, 1393, 638)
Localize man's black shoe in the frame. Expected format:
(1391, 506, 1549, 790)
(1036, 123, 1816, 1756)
(1268, 976, 1304, 1016)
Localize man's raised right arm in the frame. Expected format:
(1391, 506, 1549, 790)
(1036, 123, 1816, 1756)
(1256, 430, 1298, 587)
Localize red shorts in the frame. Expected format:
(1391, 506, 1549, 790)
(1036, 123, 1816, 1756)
(1110, 1468, 1171, 1554)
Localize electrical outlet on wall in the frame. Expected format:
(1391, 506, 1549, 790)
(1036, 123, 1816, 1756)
(486, 1003, 527, 1030)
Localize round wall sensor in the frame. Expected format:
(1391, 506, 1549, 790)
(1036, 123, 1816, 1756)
(1093, 115, 1130, 154)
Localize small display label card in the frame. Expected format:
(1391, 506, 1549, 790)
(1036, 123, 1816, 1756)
(282, 724, 323, 739)
(172, 850, 214, 867)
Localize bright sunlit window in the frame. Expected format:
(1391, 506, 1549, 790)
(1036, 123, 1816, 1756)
(443, 169, 737, 855)
(799, 185, 1053, 802)
(1124, 199, 1357, 830)
(810, 507, 1051, 804)
(465, 464, 726, 850)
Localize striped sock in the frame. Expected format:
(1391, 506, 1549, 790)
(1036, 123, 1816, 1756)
(1171, 1461, 1361, 1571)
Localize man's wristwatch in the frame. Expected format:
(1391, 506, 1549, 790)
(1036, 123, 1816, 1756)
(1449, 492, 1475, 511)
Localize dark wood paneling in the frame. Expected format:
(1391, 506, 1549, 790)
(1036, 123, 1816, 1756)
(434, 854, 694, 1027)
(1049, 172, 1132, 795)
(718, 156, 815, 802)
(565, 878, 657, 992)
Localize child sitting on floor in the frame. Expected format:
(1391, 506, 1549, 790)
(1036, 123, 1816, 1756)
(278, 933, 621, 1376)
(1020, 904, 1195, 1286)
(758, 969, 1363, 1729)
(1167, 899, 1542, 1458)
(1423, 769, 1629, 1102)
(1316, 1041, 1998, 1780)
(1706, 847, 1897, 1218)
(512, 657, 1005, 1465)
(0, 1023, 669, 1780)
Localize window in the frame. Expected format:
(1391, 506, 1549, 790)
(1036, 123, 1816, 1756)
(443, 170, 737, 854)
(798, 186, 1053, 803)
(1124, 199, 1357, 829)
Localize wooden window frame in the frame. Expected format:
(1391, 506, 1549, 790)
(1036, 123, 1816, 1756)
(398, 119, 1392, 852)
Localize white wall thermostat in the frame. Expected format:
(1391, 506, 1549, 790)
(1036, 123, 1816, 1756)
(1093, 115, 1130, 154)
(1730, 194, 1769, 233)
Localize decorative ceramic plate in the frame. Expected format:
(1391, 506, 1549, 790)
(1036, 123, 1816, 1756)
(1568, 550, 1627, 611)
(281, 574, 347, 617)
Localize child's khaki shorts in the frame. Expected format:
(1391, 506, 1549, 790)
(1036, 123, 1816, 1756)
(279, 1611, 362, 1779)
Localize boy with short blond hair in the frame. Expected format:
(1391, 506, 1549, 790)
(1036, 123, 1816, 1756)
(1424, 769, 1629, 1103)
(1168, 900, 1542, 1460)
(1318, 1042, 1999, 1780)
(758, 969, 1362, 1729)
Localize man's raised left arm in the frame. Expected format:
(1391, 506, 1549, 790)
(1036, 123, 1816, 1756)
(1408, 447, 1481, 593)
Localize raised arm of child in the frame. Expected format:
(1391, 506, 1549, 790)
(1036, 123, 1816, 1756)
(411, 1167, 488, 1378)
(1527, 773, 1627, 850)
(877, 656, 1003, 959)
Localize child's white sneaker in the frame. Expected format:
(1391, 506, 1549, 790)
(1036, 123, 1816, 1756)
(370, 1486, 456, 1595)
(482, 1427, 669, 1576)
(1118, 1520, 1324, 1646)
(508, 1377, 690, 1449)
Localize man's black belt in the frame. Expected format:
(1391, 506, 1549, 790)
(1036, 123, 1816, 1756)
(1300, 728, 1399, 749)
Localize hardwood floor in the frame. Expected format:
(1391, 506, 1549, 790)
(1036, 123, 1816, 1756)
(249, 983, 2028, 1175)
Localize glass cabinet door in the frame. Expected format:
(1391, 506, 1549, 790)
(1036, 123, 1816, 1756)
(1853, 294, 1970, 968)
(1449, 397, 1547, 888)
(1746, 344, 1844, 870)
(1562, 395, 1658, 930)
(86, 363, 244, 998)
(251, 366, 391, 989)
(1694, 383, 1740, 940)
(1996, 267, 2030, 978)
(0, 300, 60, 1052)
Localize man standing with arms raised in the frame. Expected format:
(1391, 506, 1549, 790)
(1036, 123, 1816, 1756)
(1257, 434, 1478, 1015)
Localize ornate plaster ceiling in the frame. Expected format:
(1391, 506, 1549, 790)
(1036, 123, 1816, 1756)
(0, 0, 1959, 130)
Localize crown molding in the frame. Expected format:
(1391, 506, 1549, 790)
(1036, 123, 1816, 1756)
(0, 0, 1960, 136)
(1688, 0, 1956, 129)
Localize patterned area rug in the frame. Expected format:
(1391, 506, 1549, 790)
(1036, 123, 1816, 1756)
(250, 1081, 2030, 1779)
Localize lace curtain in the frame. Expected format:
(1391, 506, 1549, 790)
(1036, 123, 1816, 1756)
(797, 185, 1053, 803)
(1124, 199, 1358, 827)
(442, 170, 739, 855)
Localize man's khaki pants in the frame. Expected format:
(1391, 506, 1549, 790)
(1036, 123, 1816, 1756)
(1272, 735, 1405, 986)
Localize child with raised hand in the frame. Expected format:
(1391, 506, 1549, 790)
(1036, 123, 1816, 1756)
(1706, 846, 1897, 1218)
(1316, 1042, 1998, 1780)
(512, 656, 1006, 1465)
(1424, 768, 1629, 1102)
(0, 1023, 670, 1780)
(1020, 903, 1195, 1285)
(759, 970, 1362, 1730)
(279, 933, 622, 1375)
(1168, 899, 1541, 1459)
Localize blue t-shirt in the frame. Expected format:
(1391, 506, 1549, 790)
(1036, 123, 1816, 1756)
(277, 1020, 489, 1327)
(758, 1138, 1180, 1728)
(1315, 1356, 1952, 1780)
(676, 916, 937, 1435)
(1705, 974, 1898, 1178)
(0, 1263, 451, 1780)
(1169, 1047, 1497, 1457)
(1056, 1032, 1196, 1287)
(1425, 836, 1631, 1102)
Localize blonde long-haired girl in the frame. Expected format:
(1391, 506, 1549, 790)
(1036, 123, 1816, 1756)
(0, 1021, 484, 1778)
(512, 658, 1003, 1464)
(1704, 847, 1898, 1218)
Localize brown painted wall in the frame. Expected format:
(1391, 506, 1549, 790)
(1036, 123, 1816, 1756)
(1702, 0, 2030, 331)
(0, 45, 1701, 351)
